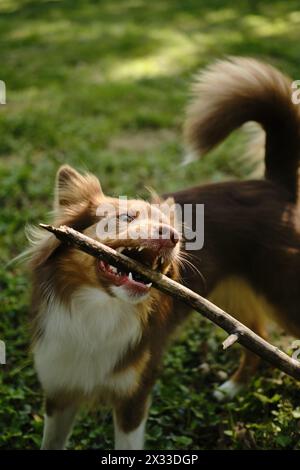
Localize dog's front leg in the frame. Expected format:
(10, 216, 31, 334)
(41, 400, 79, 450)
(113, 395, 151, 450)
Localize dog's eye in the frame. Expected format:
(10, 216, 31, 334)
(118, 213, 135, 223)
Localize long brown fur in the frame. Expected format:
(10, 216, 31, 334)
(169, 57, 300, 389)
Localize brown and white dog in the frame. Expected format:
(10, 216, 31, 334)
(26, 57, 300, 449)
(26, 170, 182, 450)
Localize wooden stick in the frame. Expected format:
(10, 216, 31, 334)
(223, 333, 239, 350)
(40, 223, 300, 381)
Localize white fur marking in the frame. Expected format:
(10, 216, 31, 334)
(111, 284, 150, 304)
(41, 405, 78, 450)
(113, 413, 147, 450)
(213, 379, 244, 402)
(34, 287, 142, 396)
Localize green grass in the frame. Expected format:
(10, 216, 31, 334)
(1, 0, 300, 450)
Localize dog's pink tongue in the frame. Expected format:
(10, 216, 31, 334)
(122, 275, 150, 294)
(99, 260, 150, 293)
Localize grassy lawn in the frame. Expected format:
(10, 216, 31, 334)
(1, 0, 300, 450)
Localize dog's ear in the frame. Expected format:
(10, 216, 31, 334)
(147, 187, 162, 205)
(162, 197, 175, 208)
(159, 196, 176, 214)
(148, 188, 175, 209)
(161, 196, 179, 229)
(54, 165, 103, 210)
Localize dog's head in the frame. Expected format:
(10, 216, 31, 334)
(29, 165, 181, 305)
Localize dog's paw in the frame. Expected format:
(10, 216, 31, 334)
(213, 379, 243, 402)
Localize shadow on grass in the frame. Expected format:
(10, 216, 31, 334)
(1, 0, 300, 89)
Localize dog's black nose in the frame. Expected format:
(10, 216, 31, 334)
(157, 225, 179, 247)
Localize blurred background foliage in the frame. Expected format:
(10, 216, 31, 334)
(1, 0, 300, 449)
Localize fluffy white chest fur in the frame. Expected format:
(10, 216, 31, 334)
(34, 287, 143, 396)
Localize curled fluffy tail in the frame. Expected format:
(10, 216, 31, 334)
(184, 57, 300, 199)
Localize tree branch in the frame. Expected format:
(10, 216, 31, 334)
(223, 333, 239, 350)
(40, 223, 300, 381)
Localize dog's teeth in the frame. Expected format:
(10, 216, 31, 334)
(111, 266, 117, 274)
(138, 246, 144, 252)
(153, 258, 158, 270)
(161, 256, 164, 264)
(128, 272, 133, 281)
(118, 247, 124, 253)
(146, 282, 152, 288)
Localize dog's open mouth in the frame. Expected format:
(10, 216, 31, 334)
(98, 244, 168, 295)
